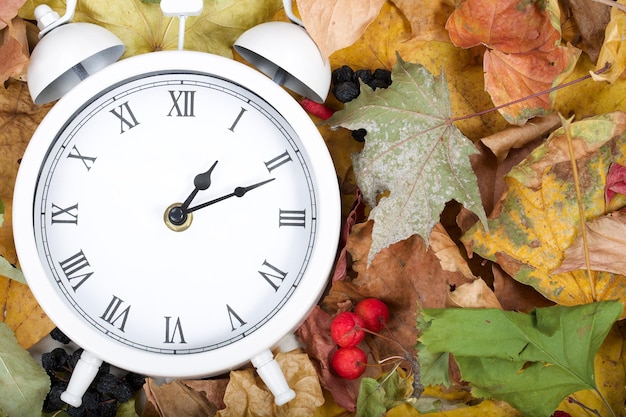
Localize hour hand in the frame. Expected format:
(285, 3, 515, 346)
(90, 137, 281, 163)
(180, 160, 219, 211)
(186, 178, 275, 213)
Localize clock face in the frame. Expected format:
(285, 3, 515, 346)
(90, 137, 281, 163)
(14, 51, 340, 377)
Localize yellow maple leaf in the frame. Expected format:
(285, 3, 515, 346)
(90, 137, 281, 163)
(592, 0, 626, 83)
(463, 112, 626, 315)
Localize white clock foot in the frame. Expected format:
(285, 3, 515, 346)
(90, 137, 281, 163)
(61, 350, 103, 407)
(251, 350, 296, 406)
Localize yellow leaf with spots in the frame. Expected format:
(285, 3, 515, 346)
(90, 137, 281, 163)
(462, 112, 626, 315)
(0, 277, 54, 348)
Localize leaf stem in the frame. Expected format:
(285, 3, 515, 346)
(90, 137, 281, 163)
(561, 114, 597, 302)
(450, 62, 611, 123)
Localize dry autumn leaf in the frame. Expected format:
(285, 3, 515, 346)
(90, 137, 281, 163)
(555, 211, 626, 276)
(446, 0, 580, 125)
(296, 0, 385, 61)
(391, 0, 453, 42)
(446, 278, 503, 309)
(463, 111, 626, 315)
(593, 0, 626, 83)
(0, 17, 29, 83)
(216, 351, 324, 417)
(142, 378, 218, 417)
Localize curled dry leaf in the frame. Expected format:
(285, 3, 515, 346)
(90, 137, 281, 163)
(555, 212, 626, 276)
(446, 278, 503, 309)
(560, 0, 611, 63)
(390, 0, 454, 42)
(429, 223, 476, 279)
(296, 0, 385, 60)
(592, 0, 626, 83)
(142, 378, 219, 417)
(480, 113, 561, 163)
(0, 17, 29, 83)
(216, 351, 324, 417)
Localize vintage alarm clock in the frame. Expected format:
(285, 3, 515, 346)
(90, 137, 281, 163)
(13, 0, 339, 407)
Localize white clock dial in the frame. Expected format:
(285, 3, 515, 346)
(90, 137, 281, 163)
(14, 51, 340, 378)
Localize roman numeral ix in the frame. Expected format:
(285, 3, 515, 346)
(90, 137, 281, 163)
(51, 203, 78, 225)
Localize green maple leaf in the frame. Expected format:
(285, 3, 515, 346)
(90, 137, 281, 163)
(327, 55, 487, 264)
(417, 301, 623, 417)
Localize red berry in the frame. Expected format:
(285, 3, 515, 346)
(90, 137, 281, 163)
(331, 346, 367, 379)
(330, 311, 365, 347)
(354, 298, 389, 332)
(551, 412, 571, 417)
(300, 97, 334, 120)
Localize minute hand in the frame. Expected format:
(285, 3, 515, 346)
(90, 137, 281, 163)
(186, 178, 275, 213)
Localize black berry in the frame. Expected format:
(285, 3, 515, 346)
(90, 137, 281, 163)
(332, 82, 360, 103)
(332, 65, 355, 84)
(50, 327, 72, 344)
(42, 348, 69, 372)
(351, 128, 367, 142)
(355, 69, 374, 85)
(43, 381, 67, 412)
(373, 68, 392, 85)
(125, 372, 146, 391)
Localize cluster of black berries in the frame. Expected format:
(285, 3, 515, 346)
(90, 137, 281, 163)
(331, 65, 392, 142)
(42, 328, 145, 417)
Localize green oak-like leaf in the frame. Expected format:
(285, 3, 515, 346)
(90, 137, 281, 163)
(327, 55, 487, 264)
(416, 301, 623, 417)
(0, 323, 50, 417)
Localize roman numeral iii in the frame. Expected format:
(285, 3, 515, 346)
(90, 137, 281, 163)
(279, 209, 306, 227)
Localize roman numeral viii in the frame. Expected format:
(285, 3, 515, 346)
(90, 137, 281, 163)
(58, 250, 93, 291)
(100, 295, 131, 332)
(110, 101, 140, 134)
(167, 90, 195, 117)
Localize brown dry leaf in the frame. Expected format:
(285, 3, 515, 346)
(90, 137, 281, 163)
(492, 265, 554, 312)
(429, 223, 476, 279)
(593, 0, 626, 83)
(561, 0, 611, 62)
(391, 0, 453, 42)
(142, 378, 218, 417)
(0, 17, 29, 83)
(555, 211, 626, 275)
(0, 0, 25, 30)
(0, 80, 52, 268)
(0, 277, 54, 348)
(216, 351, 324, 417)
(296, 0, 385, 61)
(446, 278, 503, 309)
(480, 113, 561, 163)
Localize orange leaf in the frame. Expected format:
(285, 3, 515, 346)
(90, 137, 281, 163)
(445, 0, 580, 125)
(296, 0, 385, 60)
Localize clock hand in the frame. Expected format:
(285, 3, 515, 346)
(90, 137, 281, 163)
(180, 160, 219, 211)
(186, 178, 275, 213)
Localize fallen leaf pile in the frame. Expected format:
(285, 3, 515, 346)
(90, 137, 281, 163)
(2, 0, 626, 416)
